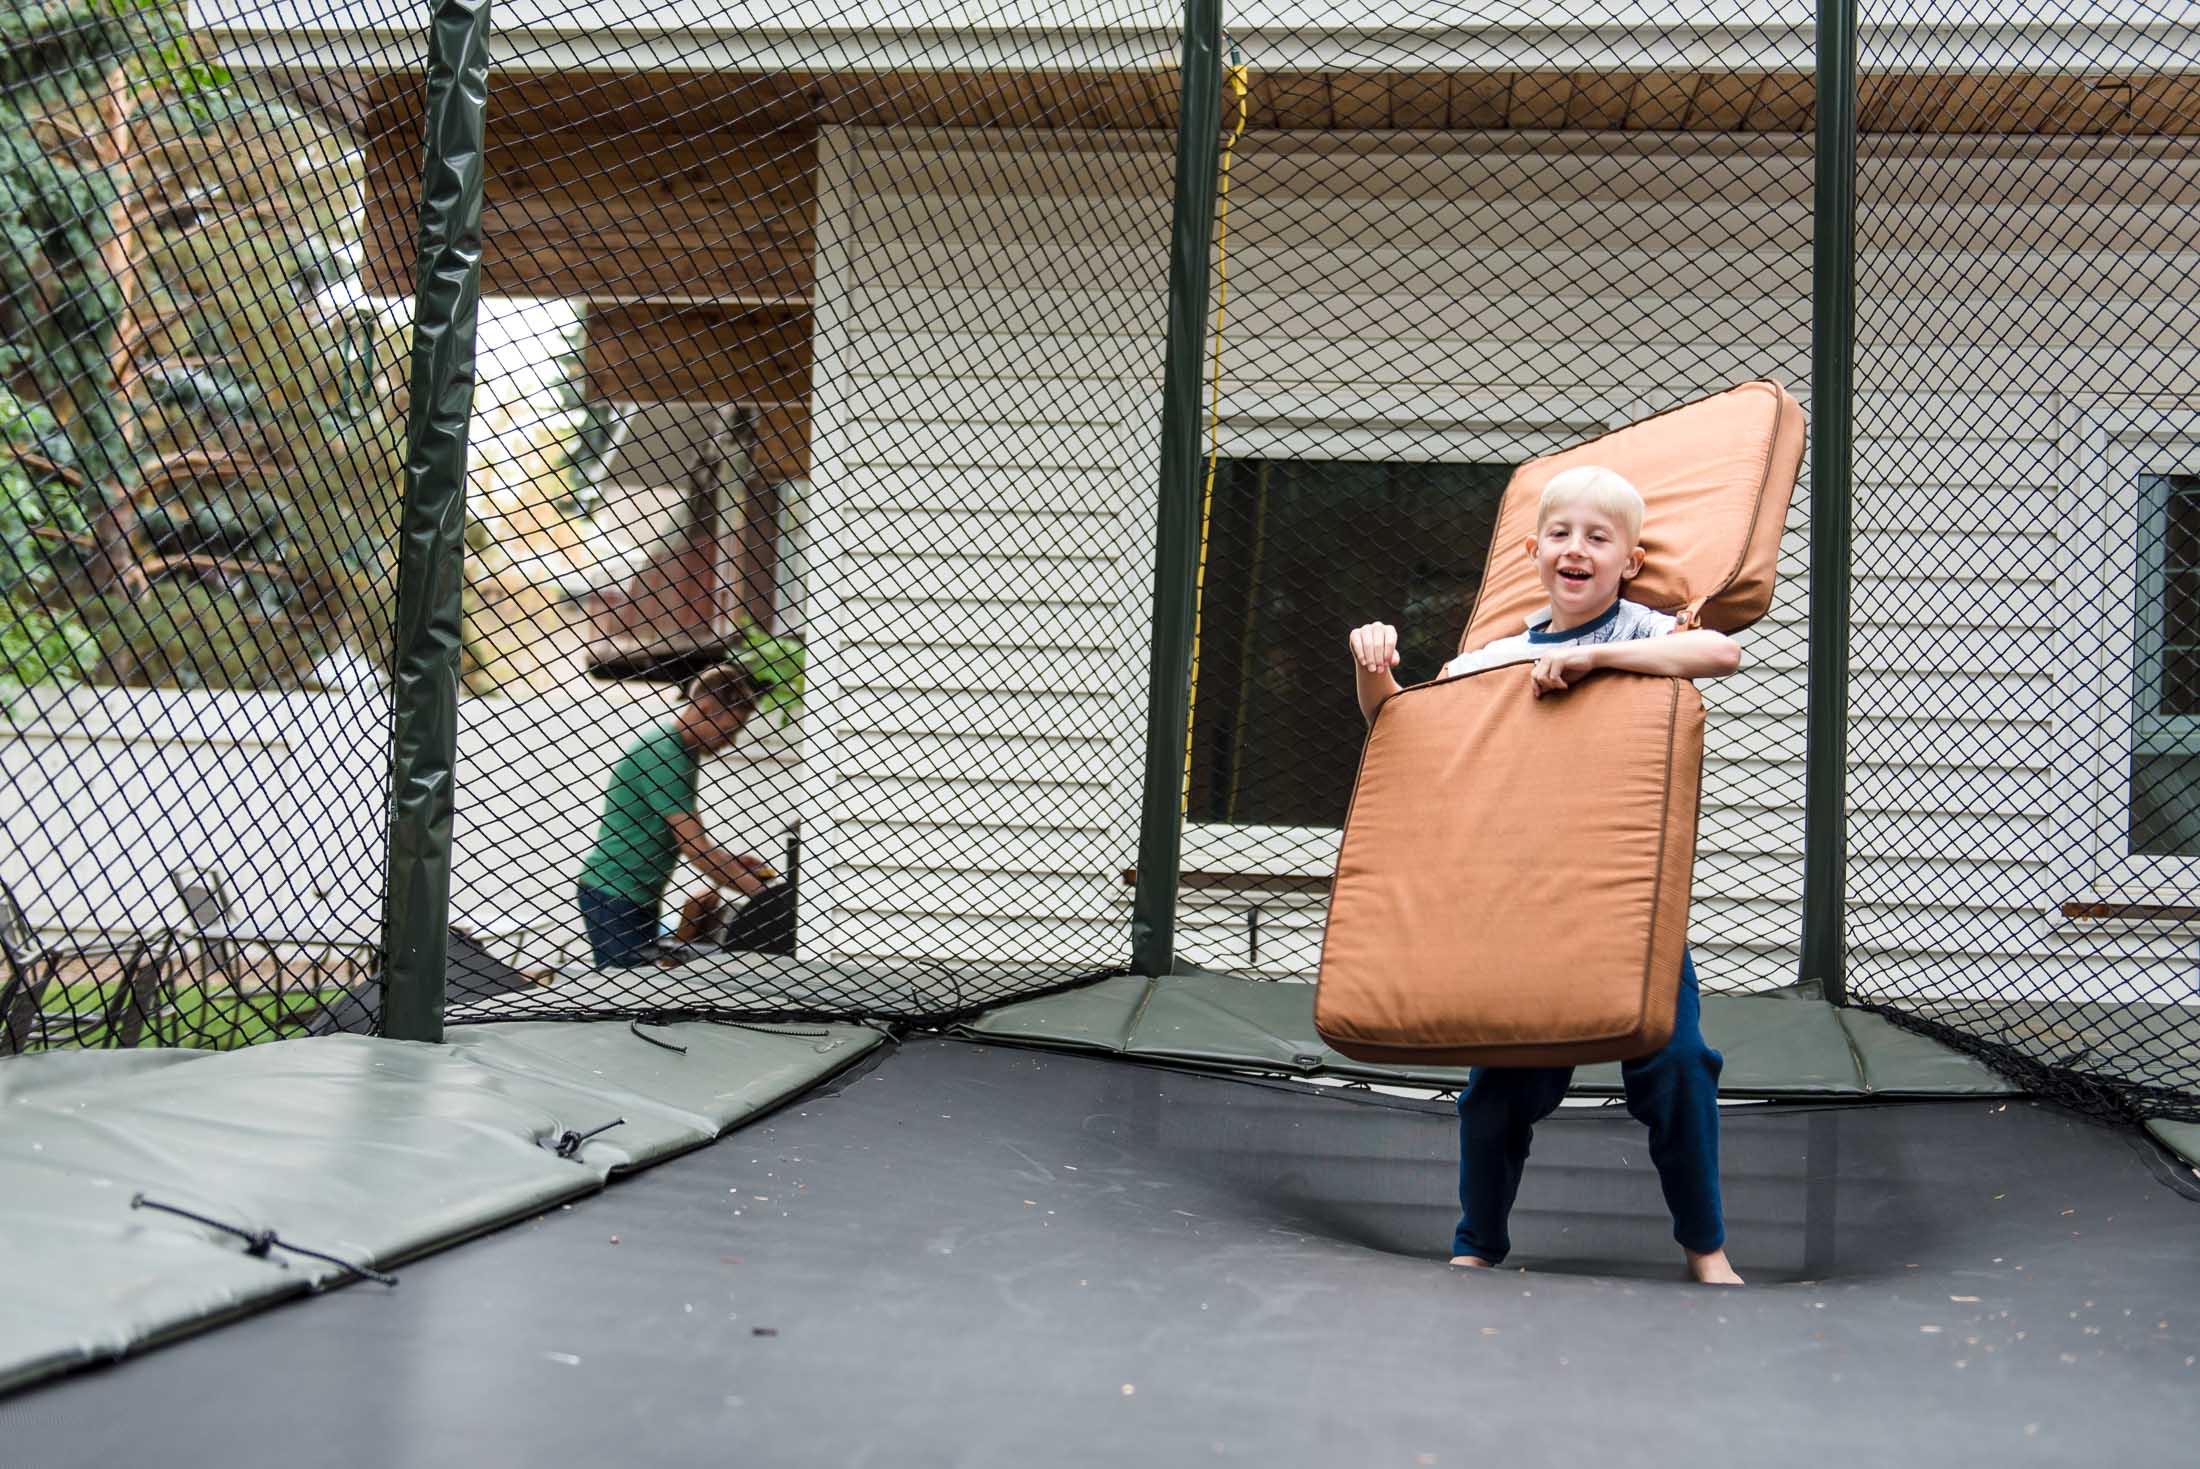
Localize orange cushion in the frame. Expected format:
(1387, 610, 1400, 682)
(1315, 380, 1804, 1066)
(1459, 379, 1803, 653)
(1316, 668, 1703, 1066)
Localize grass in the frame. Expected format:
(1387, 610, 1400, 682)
(30, 970, 360, 1052)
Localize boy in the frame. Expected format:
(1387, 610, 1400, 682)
(1345, 465, 1746, 1285)
(575, 665, 775, 967)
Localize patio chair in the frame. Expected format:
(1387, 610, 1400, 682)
(162, 865, 379, 1045)
(0, 877, 176, 1052)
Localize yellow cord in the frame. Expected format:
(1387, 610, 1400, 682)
(1183, 48, 1251, 812)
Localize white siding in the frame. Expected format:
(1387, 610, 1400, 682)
(797, 130, 1168, 968)
(806, 122, 2200, 1001)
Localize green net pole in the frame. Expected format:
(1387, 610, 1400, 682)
(1801, 0, 1858, 1006)
(1130, 0, 1225, 978)
(380, 0, 492, 1042)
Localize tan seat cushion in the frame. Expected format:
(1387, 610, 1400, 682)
(1315, 380, 1804, 1067)
(1316, 667, 1704, 1067)
(1460, 379, 1803, 653)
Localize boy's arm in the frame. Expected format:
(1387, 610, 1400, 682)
(1354, 664, 1403, 723)
(1348, 621, 1405, 724)
(667, 813, 773, 896)
(1531, 630, 1742, 695)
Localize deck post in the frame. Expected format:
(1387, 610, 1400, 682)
(381, 0, 491, 1042)
(1130, 0, 1226, 978)
(1801, 0, 1859, 1005)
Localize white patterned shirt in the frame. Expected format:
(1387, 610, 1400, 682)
(1441, 599, 1678, 679)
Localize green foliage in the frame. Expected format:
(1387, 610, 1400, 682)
(0, 0, 155, 486)
(1, 602, 97, 687)
(1, 387, 83, 585)
(729, 621, 806, 726)
(92, 578, 329, 689)
(1, 385, 91, 689)
(5, 5, 402, 696)
(0, 115, 123, 466)
(0, 3, 139, 102)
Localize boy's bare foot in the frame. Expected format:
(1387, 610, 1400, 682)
(1448, 1255, 1495, 1268)
(1686, 1247, 1744, 1285)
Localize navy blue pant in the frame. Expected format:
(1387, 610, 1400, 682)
(577, 886, 657, 967)
(1452, 949, 1725, 1263)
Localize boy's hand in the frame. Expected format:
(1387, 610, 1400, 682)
(1349, 622, 1401, 674)
(1530, 647, 1599, 697)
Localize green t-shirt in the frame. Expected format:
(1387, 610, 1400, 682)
(578, 723, 700, 907)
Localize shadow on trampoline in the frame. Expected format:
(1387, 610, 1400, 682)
(1043, 1053, 1974, 1287)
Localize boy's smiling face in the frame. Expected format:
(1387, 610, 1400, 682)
(1524, 495, 1646, 630)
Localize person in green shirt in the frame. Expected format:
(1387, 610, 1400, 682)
(576, 665, 774, 966)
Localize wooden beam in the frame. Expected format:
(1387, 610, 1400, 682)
(2062, 901, 2200, 923)
(1507, 72, 1573, 130)
(1626, 70, 1700, 130)
(1448, 72, 1513, 129)
(353, 63, 2200, 147)
(1387, 73, 1452, 131)
(364, 125, 817, 301)
(583, 302, 812, 406)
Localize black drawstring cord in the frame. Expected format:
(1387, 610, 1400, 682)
(629, 1019, 688, 1053)
(707, 1017, 831, 1040)
(553, 1118, 627, 1159)
(131, 1194, 397, 1286)
(629, 1016, 836, 1049)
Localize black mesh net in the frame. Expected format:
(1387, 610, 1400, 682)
(1167, 6, 1813, 989)
(3, 2, 399, 1048)
(1845, 0, 2200, 1122)
(1, 0, 2195, 1125)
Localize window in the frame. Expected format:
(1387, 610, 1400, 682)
(1185, 456, 1512, 828)
(2128, 472, 2200, 855)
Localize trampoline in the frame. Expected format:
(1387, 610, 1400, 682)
(8, 1, 2200, 1462)
(6, 1036, 2195, 1466)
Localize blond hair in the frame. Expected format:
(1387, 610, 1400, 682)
(1537, 465, 1645, 544)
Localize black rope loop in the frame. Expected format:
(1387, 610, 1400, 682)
(553, 1117, 628, 1159)
(629, 1019, 688, 1054)
(131, 1194, 397, 1286)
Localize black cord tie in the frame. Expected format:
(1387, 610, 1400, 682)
(553, 1117, 627, 1159)
(629, 1017, 834, 1047)
(707, 1017, 831, 1040)
(131, 1194, 397, 1286)
(629, 1019, 687, 1054)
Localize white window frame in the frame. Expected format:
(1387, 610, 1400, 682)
(2071, 404, 2200, 899)
(1183, 391, 1621, 877)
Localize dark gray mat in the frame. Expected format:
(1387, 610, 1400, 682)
(7, 1039, 2192, 1468)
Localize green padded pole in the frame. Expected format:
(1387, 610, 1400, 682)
(381, 0, 491, 1042)
(1131, 0, 1225, 978)
(1801, 0, 1858, 1006)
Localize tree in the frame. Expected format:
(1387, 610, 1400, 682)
(0, 1, 138, 694)
(3, 2, 407, 692)
(84, 79, 406, 690)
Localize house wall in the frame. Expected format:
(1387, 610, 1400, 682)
(794, 129, 1172, 970)
(802, 122, 2200, 1000)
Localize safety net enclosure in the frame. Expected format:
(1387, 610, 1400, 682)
(4, 0, 2200, 1444)
(0, 0, 2196, 1131)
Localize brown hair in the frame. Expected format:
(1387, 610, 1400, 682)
(686, 664, 760, 713)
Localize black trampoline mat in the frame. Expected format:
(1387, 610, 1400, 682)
(6, 1038, 2196, 1467)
